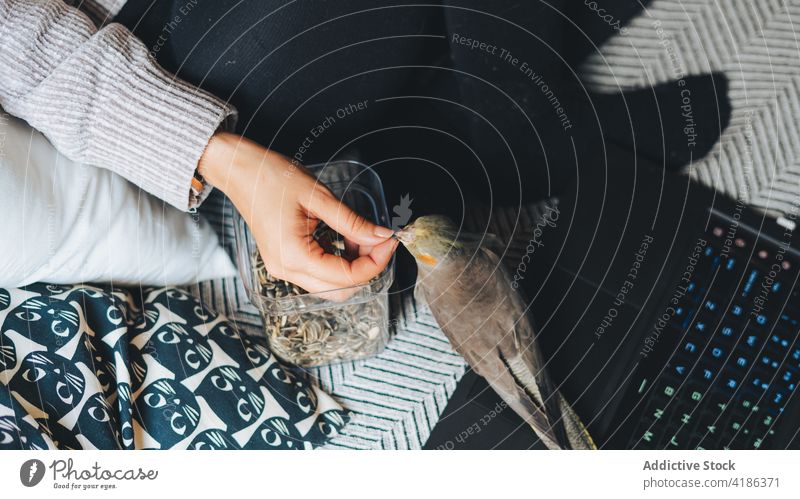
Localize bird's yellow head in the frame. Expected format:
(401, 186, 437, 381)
(395, 215, 461, 267)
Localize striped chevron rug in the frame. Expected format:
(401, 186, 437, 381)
(580, 0, 800, 216)
(191, 191, 552, 449)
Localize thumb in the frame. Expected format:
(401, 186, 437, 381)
(309, 191, 394, 245)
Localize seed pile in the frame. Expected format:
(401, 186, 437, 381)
(252, 223, 389, 367)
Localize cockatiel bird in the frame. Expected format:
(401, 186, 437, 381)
(396, 215, 595, 450)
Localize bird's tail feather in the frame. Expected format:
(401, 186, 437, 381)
(559, 394, 597, 450)
(505, 353, 594, 449)
(503, 354, 567, 449)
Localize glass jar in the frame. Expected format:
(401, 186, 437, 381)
(233, 161, 395, 367)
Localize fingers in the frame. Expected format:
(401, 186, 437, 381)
(263, 238, 398, 293)
(256, 173, 397, 295)
(305, 238, 398, 287)
(357, 242, 373, 257)
(307, 189, 394, 246)
(260, 249, 363, 301)
(343, 237, 361, 260)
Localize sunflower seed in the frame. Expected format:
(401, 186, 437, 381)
(252, 223, 389, 367)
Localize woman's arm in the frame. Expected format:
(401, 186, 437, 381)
(0, 0, 235, 211)
(0, 0, 396, 291)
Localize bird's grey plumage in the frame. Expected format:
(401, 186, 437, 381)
(398, 216, 595, 450)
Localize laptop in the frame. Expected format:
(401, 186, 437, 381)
(523, 151, 800, 449)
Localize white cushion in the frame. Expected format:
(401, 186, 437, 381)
(0, 111, 236, 287)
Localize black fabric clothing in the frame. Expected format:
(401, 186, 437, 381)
(118, 1, 728, 216)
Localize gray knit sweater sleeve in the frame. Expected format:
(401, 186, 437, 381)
(0, 0, 237, 211)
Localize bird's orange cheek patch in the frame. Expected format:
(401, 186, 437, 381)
(418, 253, 438, 266)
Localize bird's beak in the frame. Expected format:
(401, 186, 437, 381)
(394, 225, 415, 244)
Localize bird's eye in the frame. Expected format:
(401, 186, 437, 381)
(22, 367, 45, 383)
(15, 311, 40, 322)
(144, 393, 167, 408)
(211, 375, 233, 391)
(0, 430, 12, 444)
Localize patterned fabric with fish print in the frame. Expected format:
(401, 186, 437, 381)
(0, 284, 348, 450)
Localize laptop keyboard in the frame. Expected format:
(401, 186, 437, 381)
(629, 217, 800, 449)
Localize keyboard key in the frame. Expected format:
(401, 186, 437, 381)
(741, 269, 760, 298)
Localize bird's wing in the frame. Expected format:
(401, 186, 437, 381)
(416, 246, 566, 448)
(478, 246, 573, 447)
(481, 247, 596, 449)
(483, 247, 596, 449)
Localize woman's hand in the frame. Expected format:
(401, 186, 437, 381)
(198, 132, 398, 299)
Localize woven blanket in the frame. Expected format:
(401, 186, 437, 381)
(579, 0, 800, 216)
